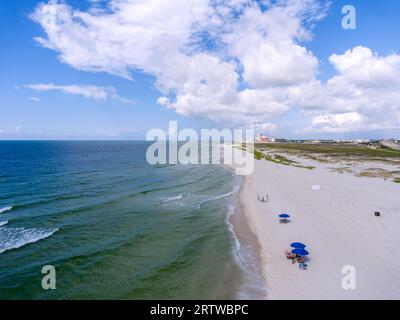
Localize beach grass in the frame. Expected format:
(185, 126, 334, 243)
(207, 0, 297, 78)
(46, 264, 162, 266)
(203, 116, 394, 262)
(356, 168, 394, 179)
(255, 143, 400, 158)
(253, 149, 264, 160)
(250, 146, 315, 170)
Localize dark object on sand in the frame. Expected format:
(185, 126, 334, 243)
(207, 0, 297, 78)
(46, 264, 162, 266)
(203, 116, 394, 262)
(375, 211, 381, 217)
(299, 262, 308, 270)
(278, 214, 290, 224)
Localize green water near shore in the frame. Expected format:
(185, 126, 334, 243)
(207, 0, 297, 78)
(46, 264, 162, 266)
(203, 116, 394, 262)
(0, 141, 245, 299)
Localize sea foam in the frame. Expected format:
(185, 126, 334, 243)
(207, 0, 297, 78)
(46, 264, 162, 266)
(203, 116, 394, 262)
(197, 179, 241, 208)
(0, 227, 58, 255)
(224, 180, 267, 299)
(161, 194, 183, 203)
(0, 206, 13, 214)
(0, 220, 8, 227)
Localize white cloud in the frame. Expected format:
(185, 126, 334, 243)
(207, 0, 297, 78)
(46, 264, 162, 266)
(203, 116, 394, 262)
(29, 96, 40, 102)
(25, 83, 134, 103)
(31, 0, 325, 129)
(295, 46, 400, 132)
(30, 0, 400, 134)
(250, 122, 277, 132)
(226, 0, 325, 88)
(329, 46, 400, 88)
(305, 112, 363, 133)
(31, 0, 212, 79)
(0, 125, 21, 135)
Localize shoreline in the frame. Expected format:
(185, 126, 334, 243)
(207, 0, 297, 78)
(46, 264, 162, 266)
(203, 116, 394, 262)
(221, 162, 267, 300)
(228, 180, 267, 299)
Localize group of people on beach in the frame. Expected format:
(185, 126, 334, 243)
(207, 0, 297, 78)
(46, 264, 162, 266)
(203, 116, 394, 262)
(257, 191, 308, 270)
(285, 251, 308, 270)
(257, 194, 269, 203)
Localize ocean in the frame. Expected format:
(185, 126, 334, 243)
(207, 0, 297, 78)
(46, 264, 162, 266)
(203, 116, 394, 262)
(0, 141, 264, 299)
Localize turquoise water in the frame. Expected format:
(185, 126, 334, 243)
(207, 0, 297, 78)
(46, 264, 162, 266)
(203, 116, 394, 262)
(0, 141, 244, 299)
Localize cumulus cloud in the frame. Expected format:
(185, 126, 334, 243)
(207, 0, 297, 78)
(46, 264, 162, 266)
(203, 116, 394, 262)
(25, 83, 134, 103)
(303, 112, 363, 133)
(30, 0, 400, 134)
(295, 46, 400, 132)
(30, 0, 327, 131)
(226, 0, 324, 88)
(30, 0, 212, 79)
(329, 46, 400, 88)
(29, 96, 40, 102)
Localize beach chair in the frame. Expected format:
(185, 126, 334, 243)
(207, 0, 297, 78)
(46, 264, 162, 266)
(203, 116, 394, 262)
(299, 262, 308, 270)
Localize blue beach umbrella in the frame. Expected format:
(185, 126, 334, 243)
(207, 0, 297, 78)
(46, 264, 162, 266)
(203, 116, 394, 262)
(291, 248, 309, 256)
(290, 242, 306, 249)
(278, 214, 290, 218)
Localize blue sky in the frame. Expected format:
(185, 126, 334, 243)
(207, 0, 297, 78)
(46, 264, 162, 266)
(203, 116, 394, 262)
(1, 0, 400, 140)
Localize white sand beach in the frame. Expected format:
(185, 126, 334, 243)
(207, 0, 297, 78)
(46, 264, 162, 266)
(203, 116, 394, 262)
(230, 147, 400, 299)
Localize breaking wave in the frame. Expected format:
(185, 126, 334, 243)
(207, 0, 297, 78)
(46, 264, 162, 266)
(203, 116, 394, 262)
(0, 206, 13, 214)
(0, 227, 58, 255)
